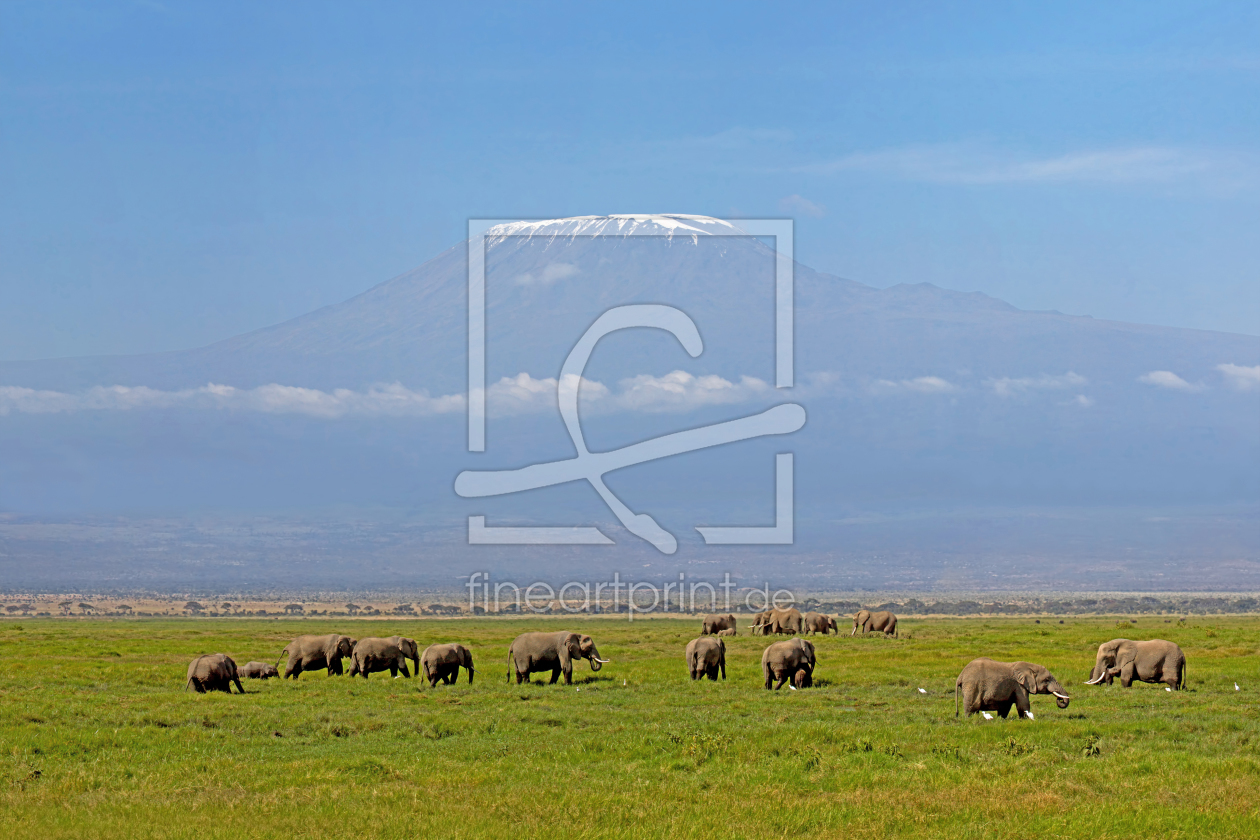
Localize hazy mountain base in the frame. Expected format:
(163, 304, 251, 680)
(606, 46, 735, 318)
(1, 504, 1255, 594)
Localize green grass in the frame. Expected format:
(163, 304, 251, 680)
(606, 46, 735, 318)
(2, 615, 1258, 838)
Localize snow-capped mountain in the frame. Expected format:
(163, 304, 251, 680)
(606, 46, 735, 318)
(0, 215, 1257, 589)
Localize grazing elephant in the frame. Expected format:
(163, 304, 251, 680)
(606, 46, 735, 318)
(387, 636, 420, 676)
(851, 609, 898, 637)
(1085, 639, 1186, 690)
(803, 612, 836, 635)
(279, 634, 356, 679)
(422, 643, 475, 687)
(508, 631, 609, 685)
(717, 628, 737, 637)
(793, 668, 812, 689)
(239, 661, 279, 679)
(685, 637, 726, 681)
(348, 638, 412, 679)
(186, 653, 244, 694)
(701, 613, 737, 635)
(749, 610, 773, 635)
(762, 638, 816, 690)
(955, 658, 1070, 718)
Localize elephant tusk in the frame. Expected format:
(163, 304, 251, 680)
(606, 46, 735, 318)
(1051, 691, 1070, 699)
(592, 657, 611, 663)
(1084, 675, 1103, 685)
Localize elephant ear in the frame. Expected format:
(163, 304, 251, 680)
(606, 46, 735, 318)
(1012, 664, 1037, 694)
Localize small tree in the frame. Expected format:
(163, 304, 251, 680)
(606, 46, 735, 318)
(345, 603, 360, 614)
(78, 602, 95, 612)
(4, 605, 18, 614)
(184, 601, 204, 613)
(283, 604, 304, 615)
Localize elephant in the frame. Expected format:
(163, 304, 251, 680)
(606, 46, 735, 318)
(803, 612, 836, 635)
(749, 610, 773, 635)
(422, 643, 475, 687)
(955, 658, 1070, 718)
(387, 636, 420, 676)
(701, 613, 737, 635)
(185, 653, 244, 694)
(762, 638, 816, 689)
(851, 609, 898, 637)
(239, 661, 279, 679)
(717, 628, 737, 637)
(507, 631, 609, 685)
(348, 638, 412, 679)
(278, 634, 356, 679)
(685, 636, 726, 681)
(1085, 639, 1186, 690)
(751, 607, 804, 635)
(793, 668, 812, 689)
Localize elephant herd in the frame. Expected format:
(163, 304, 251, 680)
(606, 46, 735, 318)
(184, 620, 1191, 725)
(701, 608, 897, 638)
(185, 631, 610, 693)
(185, 633, 476, 693)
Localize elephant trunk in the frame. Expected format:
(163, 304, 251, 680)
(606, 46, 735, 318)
(1052, 691, 1070, 709)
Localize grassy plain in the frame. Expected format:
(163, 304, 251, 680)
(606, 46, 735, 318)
(2, 615, 1258, 838)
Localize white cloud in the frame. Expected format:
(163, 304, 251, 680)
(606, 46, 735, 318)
(986, 372, 1087, 397)
(777, 194, 826, 217)
(610, 370, 772, 413)
(1065, 394, 1094, 408)
(513, 262, 580, 287)
(0, 383, 466, 418)
(1137, 370, 1201, 391)
(0, 372, 780, 420)
(484, 373, 609, 415)
(799, 143, 1249, 189)
(870, 376, 958, 395)
(1217, 363, 1260, 391)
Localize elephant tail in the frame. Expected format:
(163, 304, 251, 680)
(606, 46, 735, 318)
(1180, 660, 1186, 690)
(185, 677, 195, 692)
(506, 647, 513, 684)
(275, 647, 288, 670)
(955, 681, 960, 718)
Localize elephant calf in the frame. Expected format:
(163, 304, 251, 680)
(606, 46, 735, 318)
(239, 661, 279, 679)
(685, 636, 726, 681)
(186, 653, 244, 694)
(507, 631, 609, 685)
(422, 643, 474, 687)
(349, 638, 412, 679)
(955, 658, 1070, 718)
(717, 628, 736, 637)
(762, 638, 816, 690)
(1085, 639, 1185, 690)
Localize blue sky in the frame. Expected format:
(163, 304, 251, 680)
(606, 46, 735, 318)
(2, 1, 1257, 360)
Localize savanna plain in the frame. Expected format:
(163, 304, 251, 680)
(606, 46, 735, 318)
(2, 615, 1258, 839)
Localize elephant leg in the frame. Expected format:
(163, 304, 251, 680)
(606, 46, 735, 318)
(549, 667, 560, 685)
(720, 659, 726, 680)
(775, 671, 789, 690)
(400, 664, 411, 679)
(1120, 662, 1135, 688)
(233, 677, 244, 694)
(997, 700, 1012, 719)
(516, 670, 525, 685)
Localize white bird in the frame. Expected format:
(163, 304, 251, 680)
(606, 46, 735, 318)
(788, 684, 797, 691)
(981, 712, 993, 720)
(1236, 683, 1241, 691)
(918, 688, 927, 694)
(1025, 711, 1035, 720)
(1165, 686, 1172, 692)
